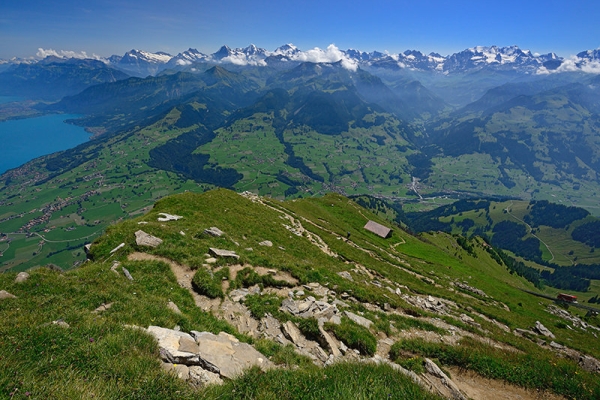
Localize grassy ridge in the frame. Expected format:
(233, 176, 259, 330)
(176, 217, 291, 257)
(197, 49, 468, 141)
(1, 188, 599, 398)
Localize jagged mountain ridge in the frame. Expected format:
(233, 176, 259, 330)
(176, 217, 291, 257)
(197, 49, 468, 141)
(4, 43, 600, 78)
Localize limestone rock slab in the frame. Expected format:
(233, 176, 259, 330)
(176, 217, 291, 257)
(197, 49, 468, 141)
(147, 326, 200, 365)
(344, 311, 373, 329)
(209, 248, 239, 259)
(191, 331, 271, 379)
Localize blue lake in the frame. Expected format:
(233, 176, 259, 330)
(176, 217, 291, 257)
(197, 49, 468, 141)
(0, 114, 90, 174)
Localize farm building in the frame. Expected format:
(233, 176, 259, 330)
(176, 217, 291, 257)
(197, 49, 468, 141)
(363, 220, 392, 238)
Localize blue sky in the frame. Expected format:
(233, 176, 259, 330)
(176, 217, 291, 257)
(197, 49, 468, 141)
(1, 0, 599, 59)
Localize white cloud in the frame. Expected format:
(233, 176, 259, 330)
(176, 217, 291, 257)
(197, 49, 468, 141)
(291, 44, 358, 71)
(537, 55, 600, 75)
(221, 54, 267, 66)
(581, 60, 600, 74)
(36, 48, 103, 60)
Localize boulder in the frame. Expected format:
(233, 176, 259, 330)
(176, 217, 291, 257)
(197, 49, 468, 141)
(15, 272, 30, 283)
(258, 240, 273, 247)
(147, 326, 200, 365)
(135, 230, 163, 248)
(190, 331, 272, 379)
(533, 321, 555, 339)
(280, 298, 299, 314)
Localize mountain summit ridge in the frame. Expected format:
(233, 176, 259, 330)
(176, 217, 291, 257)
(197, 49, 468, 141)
(4, 43, 600, 77)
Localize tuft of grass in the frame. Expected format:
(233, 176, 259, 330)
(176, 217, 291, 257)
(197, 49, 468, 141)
(399, 357, 426, 374)
(253, 339, 313, 368)
(325, 318, 377, 356)
(297, 318, 322, 343)
(202, 362, 443, 399)
(244, 294, 284, 319)
(192, 267, 225, 299)
(232, 267, 295, 290)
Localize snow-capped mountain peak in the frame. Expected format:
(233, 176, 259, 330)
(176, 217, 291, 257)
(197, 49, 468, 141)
(273, 44, 300, 57)
(122, 49, 172, 64)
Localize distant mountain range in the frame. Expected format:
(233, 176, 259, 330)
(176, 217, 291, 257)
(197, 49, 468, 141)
(2, 44, 599, 78)
(2, 41, 600, 270)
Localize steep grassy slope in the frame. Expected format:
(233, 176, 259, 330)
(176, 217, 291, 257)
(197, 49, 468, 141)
(1, 189, 599, 399)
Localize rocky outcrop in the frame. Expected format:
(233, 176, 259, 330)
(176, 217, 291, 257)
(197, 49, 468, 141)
(280, 296, 340, 323)
(282, 321, 303, 344)
(547, 305, 600, 333)
(148, 326, 272, 384)
(147, 326, 201, 365)
(452, 281, 488, 298)
(532, 321, 555, 339)
(190, 331, 272, 379)
(403, 294, 453, 315)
